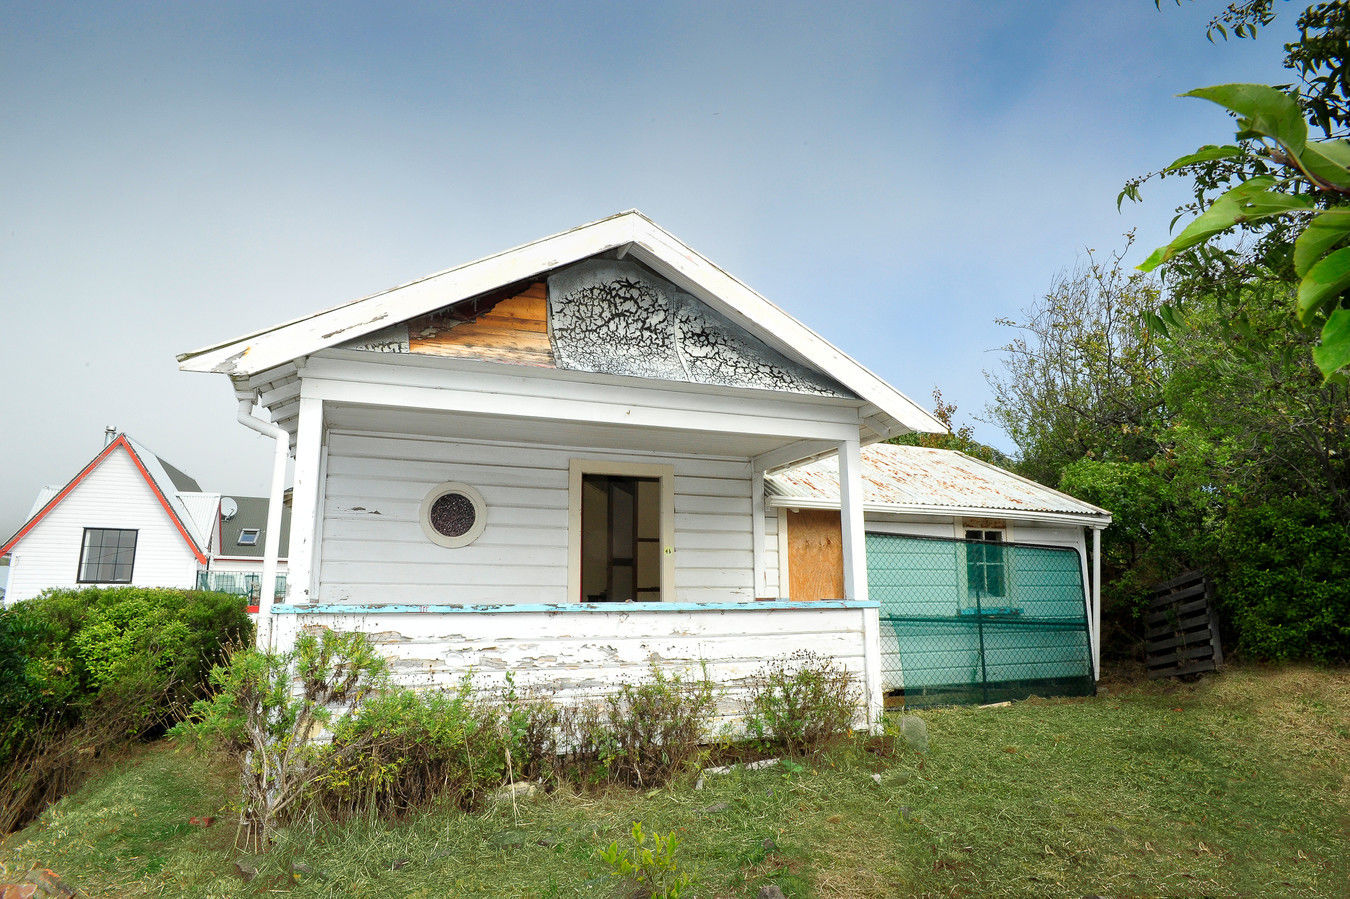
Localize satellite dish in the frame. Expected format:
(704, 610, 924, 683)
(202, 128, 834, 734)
(220, 497, 239, 520)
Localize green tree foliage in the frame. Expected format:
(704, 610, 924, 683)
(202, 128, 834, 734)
(888, 388, 1011, 467)
(987, 248, 1350, 661)
(1126, 3, 1350, 376)
(983, 237, 1166, 487)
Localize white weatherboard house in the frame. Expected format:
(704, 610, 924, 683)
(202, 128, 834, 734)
(1, 432, 290, 605)
(177, 211, 1099, 717)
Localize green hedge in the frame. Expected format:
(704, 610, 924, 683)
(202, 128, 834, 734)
(0, 587, 253, 762)
(1213, 499, 1350, 664)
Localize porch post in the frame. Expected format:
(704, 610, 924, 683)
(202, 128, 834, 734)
(287, 395, 324, 606)
(751, 468, 768, 598)
(256, 433, 288, 649)
(837, 437, 868, 602)
(1092, 526, 1102, 680)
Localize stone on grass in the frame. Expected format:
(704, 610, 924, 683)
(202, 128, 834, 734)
(233, 860, 259, 882)
(757, 885, 787, 899)
(898, 715, 928, 753)
(492, 782, 538, 801)
(21, 870, 73, 898)
(0, 884, 37, 899)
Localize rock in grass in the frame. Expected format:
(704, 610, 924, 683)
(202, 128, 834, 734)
(492, 781, 538, 802)
(898, 715, 928, 753)
(20, 869, 74, 898)
(757, 885, 787, 899)
(291, 861, 328, 880)
(232, 860, 259, 882)
(698, 801, 730, 815)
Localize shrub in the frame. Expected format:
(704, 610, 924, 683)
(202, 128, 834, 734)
(597, 821, 696, 898)
(0, 587, 251, 833)
(743, 651, 860, 754)
(315, 679, 513, 818)
(1212, 498, 1350, 663)
(513, 665, 718, 789)
(175, 629, 386, 850)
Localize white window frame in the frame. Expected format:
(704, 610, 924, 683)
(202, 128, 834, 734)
(962, 527, 1008, 608)
(237, 528, 261, 546)
(568, 459, 675, 603)
(419, 482, 489, 549)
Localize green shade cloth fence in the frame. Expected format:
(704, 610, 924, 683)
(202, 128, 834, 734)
(868, 533, 1094, 707)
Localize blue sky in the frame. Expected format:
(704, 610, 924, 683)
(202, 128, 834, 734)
(0, 1, 1295, 536)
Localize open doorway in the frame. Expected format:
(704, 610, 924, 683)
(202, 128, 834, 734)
(581, 475, 661, 602)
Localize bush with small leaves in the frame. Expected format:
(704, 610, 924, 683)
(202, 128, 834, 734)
(743, 650, 860, 754)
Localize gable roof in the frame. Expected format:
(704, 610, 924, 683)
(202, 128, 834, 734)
(178, 211, 946, 436)
(766, 443, 1112, 526)
(217, 495, 292, 559)
(0, 434, 209, 562)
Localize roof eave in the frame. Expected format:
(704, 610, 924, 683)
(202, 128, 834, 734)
(764, 494, 1112, 528)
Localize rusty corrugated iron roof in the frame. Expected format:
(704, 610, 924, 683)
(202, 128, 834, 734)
(766, 444, 1110, 522)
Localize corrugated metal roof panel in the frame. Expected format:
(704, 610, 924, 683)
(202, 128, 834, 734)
(26, 486, 61, 522)
(176, 492, 221, 551)
(767, 444, 1110, 520)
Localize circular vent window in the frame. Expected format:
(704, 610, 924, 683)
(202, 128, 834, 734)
(419, 482, 487, 548)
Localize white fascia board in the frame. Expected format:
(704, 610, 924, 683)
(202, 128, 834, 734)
(177, 210, 945, 436)
(178, 212, 640, 376)
(625, 220, 947, 435)
(764, 495, 1112, 528)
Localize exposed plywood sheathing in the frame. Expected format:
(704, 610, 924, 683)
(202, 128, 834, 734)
(407, 282, 554, 367)
(786, 508, 844, 602)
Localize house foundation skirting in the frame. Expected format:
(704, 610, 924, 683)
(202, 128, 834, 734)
(269, 601, 884, 728)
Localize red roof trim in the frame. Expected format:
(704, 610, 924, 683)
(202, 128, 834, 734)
(0, 435, 208, 564)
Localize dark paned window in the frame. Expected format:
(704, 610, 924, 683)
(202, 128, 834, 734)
(237, 528, 260, 546)
(965, 529, 1006, 600)
(78, 528, 138, 584)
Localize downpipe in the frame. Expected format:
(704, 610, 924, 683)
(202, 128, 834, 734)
(236, 399, 289, 651)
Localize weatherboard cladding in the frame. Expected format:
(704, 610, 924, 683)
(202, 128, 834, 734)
(767, 444, 1110, 519)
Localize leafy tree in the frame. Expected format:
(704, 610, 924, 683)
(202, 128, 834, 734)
(982, 236, 1166, 487)
(888, 388, 1011, 467)
(1125, 3, 1350, 376)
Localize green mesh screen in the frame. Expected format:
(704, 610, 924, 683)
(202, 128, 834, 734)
(868, 533, 1095, 708)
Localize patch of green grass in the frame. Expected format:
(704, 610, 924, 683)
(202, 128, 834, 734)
(2, 665, 1346, 897)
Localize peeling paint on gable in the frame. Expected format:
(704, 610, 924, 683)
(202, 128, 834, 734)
(547, 259, 850, 396)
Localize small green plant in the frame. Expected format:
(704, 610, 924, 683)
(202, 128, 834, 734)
(597, 821, 695, 898)
(743, 650, 860, 754)
(174, 628, 386, 850)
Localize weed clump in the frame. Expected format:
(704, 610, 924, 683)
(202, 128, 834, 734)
(316, 678, 514, 818)
(743, 650, 860, 754)
(518, 664, 719, 788)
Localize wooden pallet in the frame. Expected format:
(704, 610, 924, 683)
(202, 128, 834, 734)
(1145, 570, 1223, 679)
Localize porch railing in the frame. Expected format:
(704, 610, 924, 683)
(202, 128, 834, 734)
(196, 570, 287, 602)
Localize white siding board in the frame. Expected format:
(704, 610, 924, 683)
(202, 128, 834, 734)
(319, 433, 759, 605)
(273, 604, 872, 726)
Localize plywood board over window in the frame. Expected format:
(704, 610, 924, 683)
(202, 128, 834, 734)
(786, 509, 844, 602)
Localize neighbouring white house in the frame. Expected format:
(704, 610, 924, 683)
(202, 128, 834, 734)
(1, 432, 289, 605)
(176, 211, 1108, 716)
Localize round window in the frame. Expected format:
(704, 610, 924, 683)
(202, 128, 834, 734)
(419, 482, 487, 548)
